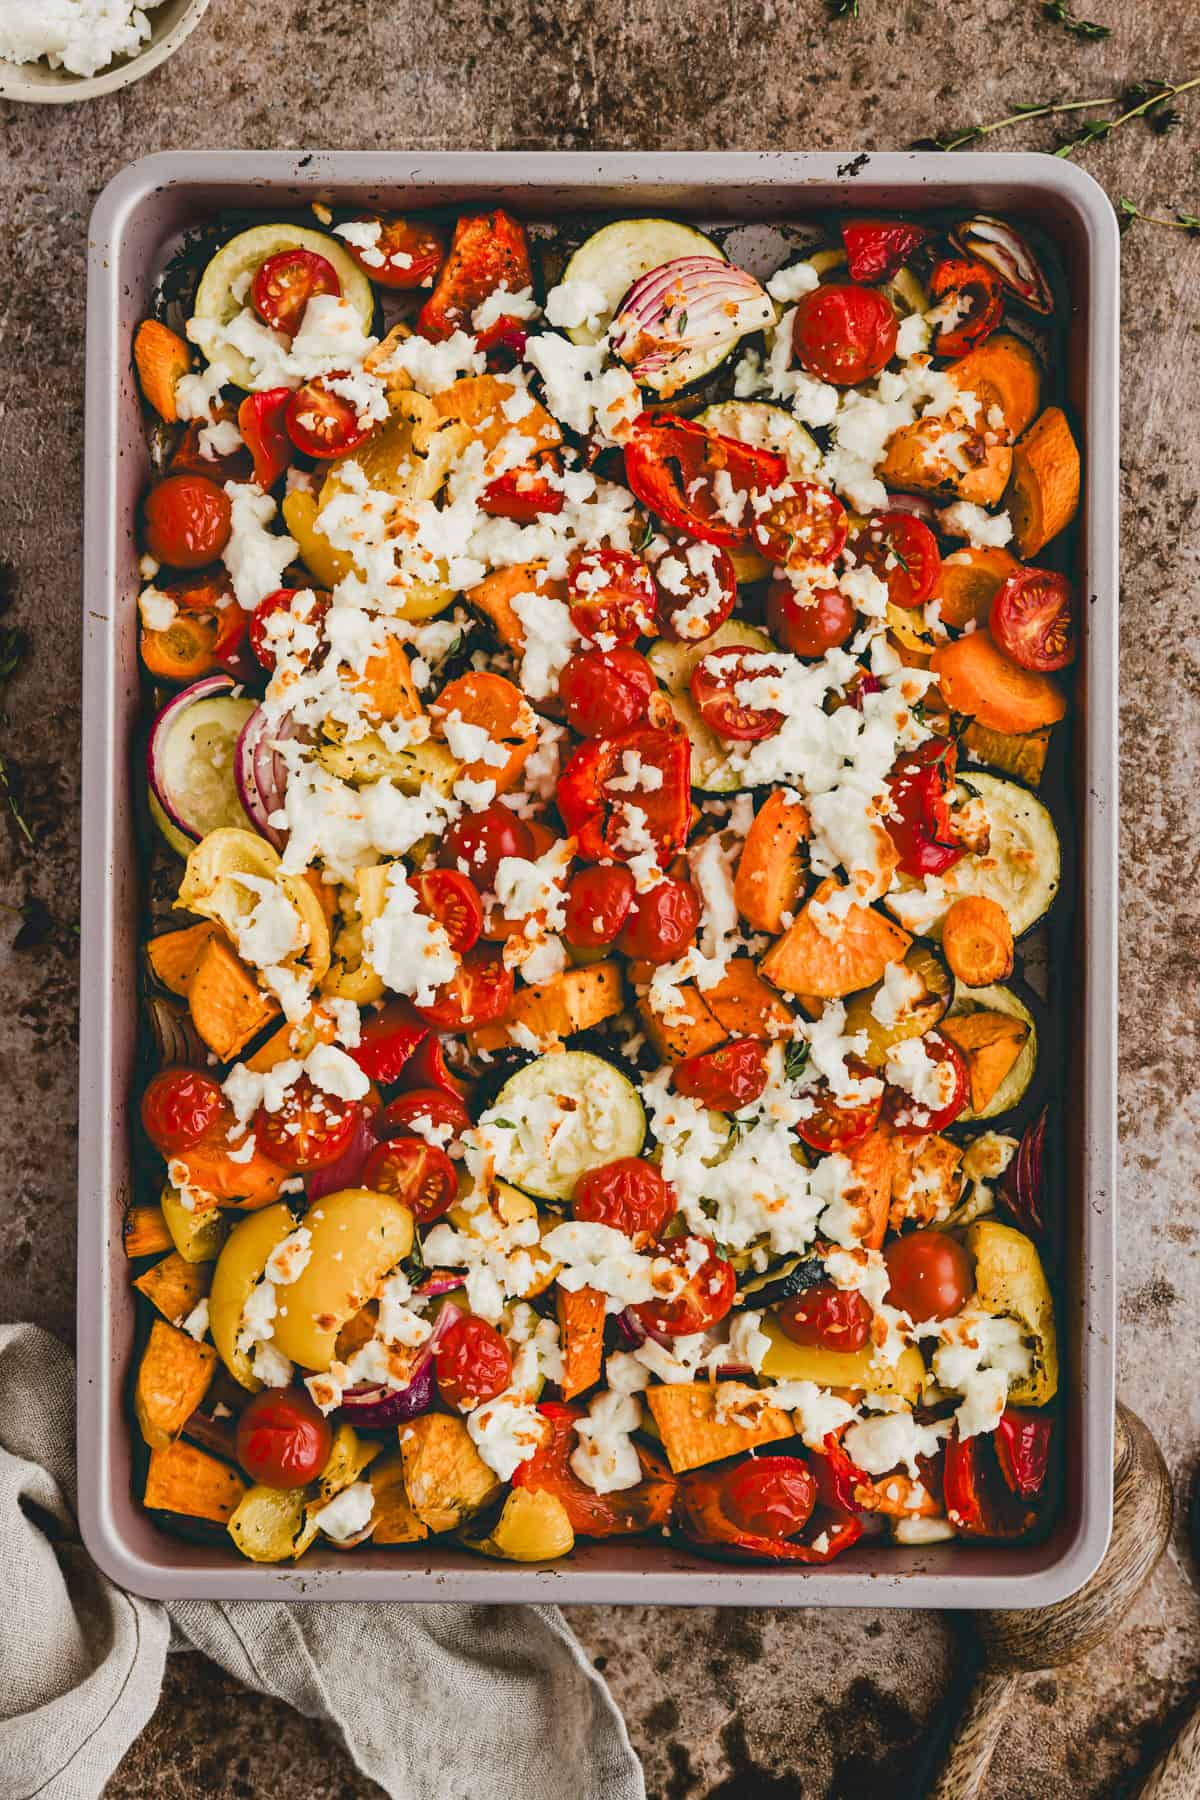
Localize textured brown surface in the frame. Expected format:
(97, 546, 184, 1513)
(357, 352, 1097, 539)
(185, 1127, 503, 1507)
(1, 0, 1199, 1794)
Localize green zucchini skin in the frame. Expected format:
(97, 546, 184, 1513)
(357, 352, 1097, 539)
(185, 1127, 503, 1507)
(490, 1051, 647, 1201)
(559, 217, 726, 348)
(944, 972, 1048, 1129)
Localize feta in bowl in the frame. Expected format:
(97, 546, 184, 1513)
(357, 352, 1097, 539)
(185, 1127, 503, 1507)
(0, 0, 210, 101)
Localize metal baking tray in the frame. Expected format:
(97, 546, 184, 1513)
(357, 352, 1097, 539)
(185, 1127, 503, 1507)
(79, 150, 1118, 1604)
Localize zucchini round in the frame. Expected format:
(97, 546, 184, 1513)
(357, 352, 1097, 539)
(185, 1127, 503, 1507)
(647, 620, 774, 794)
(559, 217, 725, 349)
(694, 401, 822, 480)
(192, 224, 377, 389)
(734, 1253, 825, 1309)
(490, 1051, 646, 1201)
(945, 980, 1039, 1123)
(884, 771, 1061, 942)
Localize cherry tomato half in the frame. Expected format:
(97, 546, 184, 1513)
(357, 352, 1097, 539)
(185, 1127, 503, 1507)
(412, 946, 514, 1032)
(673, 1038, 768, 1111)
(567, 547, 657, 645)
(285, 373, 375, 460)
(435, 1314, 513, 1412)
(361, 1137, 457, 1223)
(721, 1454, 817, 1540)
(249, 587, 331, 673)
(558, 646, 655, 738)
(653, 538, 737, 642)
(767, 580, 855, 658)
(350, 998, 428, 1085)
(141, 1068, 227, 1155)
(381, 1086, 472, 1141)
(235, 1387, 333, 1489)
(779, 1283, 873, 1352)
(883, 1228, 973, 1323)
(884, 739, 966, 882)
(342, 214, 445, 290)
(251, 248, 341, 337)
(989, 567, 1077, 672)
(573, 1156, 677, 1246)
(440, 802, 534, 890)
(255, 1075, 361, 1171)
(615, 875, 701, 964)
(884, 1032, 969, 1136)
(480, 457, 564, 522)
(848, 510, 942, 610)
(791, 284, 898, 387)
(143, 473, 232, 569)
(750, 480, 847, 570)
(795, 1056, 883, 1154)
(633, 1234, 736, 1338)
(690, 646, 784, 742)
(563, 863, 637, 948)
(410, 868, 484, 953)
(556, 725, 692, 866)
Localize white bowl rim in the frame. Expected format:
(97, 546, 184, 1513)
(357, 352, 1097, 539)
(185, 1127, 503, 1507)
(0, 0, 211, 103)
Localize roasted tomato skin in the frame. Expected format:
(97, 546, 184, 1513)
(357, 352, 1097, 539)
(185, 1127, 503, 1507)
(623, 414, 788, 548)
(750, 480, 847, 570)
(848, 511, 942, 610)
(632, 1234, 735, 1338)
(143, 473, 232, 568)
(989, 567, 1077, 672)
(411, 946, 514, 1032)
(794, 1057, 883, 1154)
(556, 726, 691, 865)
(563, 864, 637, 948)
(251, 248, 340, 336)
(380, 1086, 472, 1140)
(248, 587, 330, 673)
(791, 285, 898, 386)
(884, 739, 967, 881)
(676, 1444, 863, 1563)
(567, 547, 657, 645)
(690, 646, 784, 742)
(767, 580, 855, 657)
(417, 210, 532, 341)
(343, 215, 444, 289)
(440, 802, 534, 891)
(841, 218, 930, 285)
(673, 1038, 768, 1111)
(435, 1315, 513, 1412)
(512, 1401, 676, 1538)
(573, 1157, 676, 1245)
(284, 374, 374, 459)
(653, 537, 737, 641)
(237, 388, 294, 489)
(235, 1389, 333, 1488)
(254, 1075, 360, 1171)
(141, 1068, 227, 1154)
(883, 1228, 973, 1323)
(615, 875, 701, 964)
(410, 869, 485, 954)
(349, 999, 428, 1085)
(779, 1284, 873, 1352)
(558, 647, 655, 737)
(884, 1032, 969, 1136)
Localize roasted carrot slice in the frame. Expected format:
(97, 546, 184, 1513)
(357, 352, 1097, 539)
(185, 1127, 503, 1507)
(733, 790, 810, 932)
(557, 1287, 606, 1401)
(760, 878, 912, 999)
(946, 333, 1042, 439)
(931, 547, 1020, 630)
(133, 319, 191, 423)
(1006, 406, 1081, 557)
(347, 636, 424, 723)
(433, 670, 537, 794)
(930, 631, 1067, 735)
(942, 896, 1015, 986)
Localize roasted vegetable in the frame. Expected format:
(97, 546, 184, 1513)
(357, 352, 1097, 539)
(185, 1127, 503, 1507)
(132, 1251, 211, 1326)
(644, 1382, 794, 1473)
(399, 1412, 502, 1532)
(635, 980, 727, 1064)
(461, 1486, 575, 1562)
(227, 1482, 310, 1563)
(270, 1189, 414, 1372)
(945, 334, 1042, 439)
(145, 1439, 246, 1524)
(134, 1319, 218, 1450)
(965, 1218, 1058, 1405)
(702, 957, 794, 1040)
(367, 1453, 430, 1545)
(930, 632, 1067, 737)
(468, 960, 623, 1052)
(1006, 406, 1081, 558)
(133, 319, 191, 423)
(761, 878, 912, 998)
(208, 1203, 299, 1390)
(759, 1318, 926, 1401)
(186, 933, 279, 1060)
(733, 790, 810, 932)
(941, 896, 1015, 987)
(557, 1286, 606, 1401)
(145, 921, 220, 996)
(124, 1205, 174, 1258)
(160, 1185, 229, 1263)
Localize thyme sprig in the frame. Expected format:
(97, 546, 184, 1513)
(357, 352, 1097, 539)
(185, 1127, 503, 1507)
(825, 0, 859, 17)
(1118, 199, 1200, 236)
(1042, 0, 1109, 41)
(0, 625, 31, 845)
(1055, 75, 1200, 154)
(912, 95, 1114, 154)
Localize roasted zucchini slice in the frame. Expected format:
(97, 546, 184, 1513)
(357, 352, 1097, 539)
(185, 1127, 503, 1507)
(943, 981, 1040, 1122)
(647, 620, 774, 793)
(490, 1051, 647, 1201)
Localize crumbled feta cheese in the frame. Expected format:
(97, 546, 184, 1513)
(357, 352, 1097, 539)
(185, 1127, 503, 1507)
(570, 1390, 643, 1493)
(312, 1481, 375, 1543)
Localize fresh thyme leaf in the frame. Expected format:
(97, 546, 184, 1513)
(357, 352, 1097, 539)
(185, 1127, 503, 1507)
(677, 310, 689, 337)
(784, 1040, 811, 1082)
(492, 1118, 517, 1129)
(1042, 0, 1110, 40)
(0, 753, 32, 846)
(826, 0, 859, 17)
(0, 625, 27, 685)
(637, 515, 656, 551)
(1118, 198, 1200, 236)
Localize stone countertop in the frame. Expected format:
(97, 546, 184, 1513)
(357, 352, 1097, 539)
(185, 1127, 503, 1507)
(1, 1, 1198, 1792)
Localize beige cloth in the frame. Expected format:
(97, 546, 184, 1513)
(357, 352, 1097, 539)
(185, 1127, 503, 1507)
(0, 1323, 644, 1800)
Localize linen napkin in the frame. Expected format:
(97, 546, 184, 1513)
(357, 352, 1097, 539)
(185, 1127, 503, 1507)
(0, 1323, 645, 1800)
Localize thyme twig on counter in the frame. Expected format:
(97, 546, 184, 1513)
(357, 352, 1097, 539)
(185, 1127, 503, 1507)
(912, 95, 1115, 154)
(825, 0, 859, 17)
(0, 625, 32, 846)
(1042, 0, 1110, 42)
(1118, 198, 1200, 236)
(1054, 74, 1200, 153)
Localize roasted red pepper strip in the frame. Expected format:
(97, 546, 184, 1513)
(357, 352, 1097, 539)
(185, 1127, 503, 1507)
(928, 256, 1004, 358)
(417, 210, 533, 342)
(884, 737, 967, 880)
(512, 1401, 676, 1537)
(943, 1425, 1041, 1536)
(395, 1030, 469, 1104)
(841, 218, 931, 285)
(349, 998, 429, 1085)
(480, 457, 564, 522)
(623, 413, 788, 548)
(556, 723, 691, 865)
(238, 387, 294, 491)
(994, 1409, 1053, 1500)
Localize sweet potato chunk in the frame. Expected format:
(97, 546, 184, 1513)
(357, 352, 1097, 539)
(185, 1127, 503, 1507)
(398, 1413, 501, 1533)
(890, 1133, 965, 1230)
(145, 1439, 246, 1524)
(941, 1012, 1029, 1113)
(133, 1251, 211, 1326)
(840, 1125, 895, 1249)
(145, 921, 220, 996)
(124, 1205, 173, 1258)
(961, 719, 1050, 787)
(135, 1318, 218, 1450)
(368, 1453, 430, 1546)
(433, 375, 561, 454)
(734, 791, 810, 933)
(761, 879, 912, 999)
(635, 982, 727, 1065)
(187, 934, 279, 1060)
(464, 563, 567, 655)
(469, 961, 622, 1052)
(557, 1286, 605, 1402)
(1006, 405, 1081, 558)
(645, 1383, 795, 1474)
(703, 957, 794, 1040)
(880, 418, 1012, 506)
(945, 333, 1042, 439)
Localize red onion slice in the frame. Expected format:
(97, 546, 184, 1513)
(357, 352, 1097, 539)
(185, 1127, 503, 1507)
(235, 706, 300, 850)
(1000, 1106, 1047, 1237)
(609, 256, 775, 396)
(146, 674, 257, 845)
(306, 1107, 380, 1203)
(950, 216, 1054, 316)
(880, 491, 942, 529)
(339, 1298, 462, 1425)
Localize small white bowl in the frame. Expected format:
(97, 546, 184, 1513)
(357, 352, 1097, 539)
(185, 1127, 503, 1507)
(0, 0, 211, 104)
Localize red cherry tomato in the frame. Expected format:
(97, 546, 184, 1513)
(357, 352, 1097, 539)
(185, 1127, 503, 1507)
(237, 388, 294, 490)
(563, 863, 637, 948)
(235, 1388, 333, 1488)
(791, 284, 898, 387)
(249, 586, 331, 673)
(633, 1234, 736, 1338)
(884, 1031, 969, 1136)
(615, 875, 701, 964)
(556, 726, 691, 866)
(285, 374, 375, 460)
(143, 473, 232, 569)
(928, 256, 1003, 358)
(779, 1283, 873, 1352)
(848, 511, 942, 610)
(690, 646, 784, 742)
(567, 547, 657, 645)
(409, 868, 484, 953)
(750, 480, 847, 570)
(767, 579, 856, 657)
(417, 210, 532, 341)
(653, 538, 737, 641)
(794, 1056, 883, 1153)
(440, 802, 534, 890)
(435, 1314, 513, 1412)
(361, 1137, 457, 1223)
(572, 1156, 677, 1245)
(883, 1228, 973, 1323)
(721, 1454, 818, 1540)
(342, 214, 445, 290)
(350, 998, 428, 1085)
(989, 567, 1077, 672)
(558, 646, 655, 738)
(480, 457, 564, 522)
(841, 218, 930, 285)
(412, 946, 514, 1032)
(141, 1068, 227, 1155)
(884, 738, 966, 881)
(251, 248, 341, 337)
(673, 1038, 768, 1111)
(381, 1086, 472, 1141)
(623, 413, 789, 548)
(399, 1032, 469, 1103)
(254, 1075, 360, 1171)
